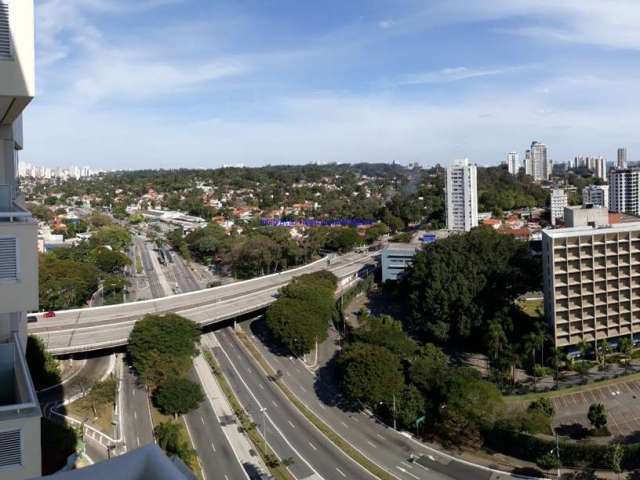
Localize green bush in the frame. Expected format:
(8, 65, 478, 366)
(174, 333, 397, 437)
(26, 336, 62, 390)
(155, 377, 204, 416)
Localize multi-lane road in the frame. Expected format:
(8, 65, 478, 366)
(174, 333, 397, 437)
(29, 252, 375, 354)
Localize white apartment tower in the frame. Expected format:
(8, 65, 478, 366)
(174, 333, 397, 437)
(524, 149, 533, 176)
(445, 158, 478, 232)
(609, 168, 640, 216)
(550, 189, 568, 226)
(530, 141, 550, 181)
(582, 184, 610, 209)
(507, 152, 519, 175)
(0, 2, 41, 479)
(618, 148, 628, 169)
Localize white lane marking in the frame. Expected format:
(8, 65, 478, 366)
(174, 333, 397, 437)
(201, 416, 205, 425)
(215, 335, 322, 478)
(340, 421, 348, 428)
(397, 466, 420, 479)
(258, 384, 265, 390)
(299, 385, 308, 392)
(308, 441, 317, 451)
(376, 433, 385, 440)
(133, 411, 137, 420)
(400, 461, 413, 468)
(351, 416, 359, 422)
(272, 400, 278, 408)
(288, 421, 296, 429)
(318, 403, 326, 410)
(211, 442, 216, 452)
(336, 467, 347, 477)
(136, 436, 140, 447)
(132, 388, 135, 396)
(366, 440, 377, 448)
(225, 476, 229, 480)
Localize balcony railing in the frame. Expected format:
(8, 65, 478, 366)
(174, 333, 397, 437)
(0, 333, 39, 417)
(0, 201, 32, 223)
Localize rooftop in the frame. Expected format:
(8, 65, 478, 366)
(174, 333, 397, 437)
(542, 221, 640, 239)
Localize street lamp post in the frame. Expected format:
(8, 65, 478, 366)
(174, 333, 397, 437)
(260, 407, 267, 450)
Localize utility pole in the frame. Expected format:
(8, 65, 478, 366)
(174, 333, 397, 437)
(261, 407, 267, 451)
(555, 429, 560, 479)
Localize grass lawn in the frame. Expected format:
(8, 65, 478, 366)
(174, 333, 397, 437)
(66, 397, 114, 434)
(517, 298, 544, 318)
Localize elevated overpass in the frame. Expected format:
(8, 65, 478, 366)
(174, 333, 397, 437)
(29, 252, 377, 355)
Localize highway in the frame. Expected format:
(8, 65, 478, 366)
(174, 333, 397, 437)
(29, 252, 376, 354)
(135, 237, 166, 298)
(184, 368, 250, 480)
(121, 363, 155, 451)
(206, 330, 374, 480)
(242, 320, 514, 480)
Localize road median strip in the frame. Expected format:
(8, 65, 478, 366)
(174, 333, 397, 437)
(234, 329, 395, 480)
(202, 350, 294, 480)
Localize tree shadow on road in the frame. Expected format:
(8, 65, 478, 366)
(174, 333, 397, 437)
(313, 356, 360, 412)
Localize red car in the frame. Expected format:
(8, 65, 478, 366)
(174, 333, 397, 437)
(44, 311, 56, 318)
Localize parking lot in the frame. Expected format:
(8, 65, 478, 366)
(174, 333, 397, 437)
(552, 378, 640, 439)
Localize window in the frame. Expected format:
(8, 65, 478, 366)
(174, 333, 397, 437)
(0, 236, 17, 280)
(0, 0, 10, 60)
(0, 429, 21, 467)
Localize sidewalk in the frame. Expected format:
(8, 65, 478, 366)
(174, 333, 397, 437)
(193, 350, 268, 477)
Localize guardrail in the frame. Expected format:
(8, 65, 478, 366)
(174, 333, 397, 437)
(39, 254, 378, 355)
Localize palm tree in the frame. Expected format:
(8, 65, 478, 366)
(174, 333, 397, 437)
(523, 333, 539, 390)
(485, 320, 508, 363)
(619, 336, 633, 372)
(577, 339, 590, 360)
(597, 339, 611, 368)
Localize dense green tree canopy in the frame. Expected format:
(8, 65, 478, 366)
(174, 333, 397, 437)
(336, 342, 405, 407)
(403, 227, 541, 347)
(128, 314, 200, 387)
(155, 377, 204, 416)
(265, 271, 338, 355)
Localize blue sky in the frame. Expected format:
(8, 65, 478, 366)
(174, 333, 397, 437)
(25, 0, 640, 169)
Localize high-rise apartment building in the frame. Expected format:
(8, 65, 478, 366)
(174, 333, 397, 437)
(506, 152, 519, 175)
(618, 148, 628, 169)
(530, 141, 550, 181)
(0, 1, 41, 479)
(582, 184, 610, 209)
(550, 189, 568, 226)
(543, 222, 640, 348)
(524, 149, 532, 176)
(609, 168, 640, 216)
(445, 158, 478, 232)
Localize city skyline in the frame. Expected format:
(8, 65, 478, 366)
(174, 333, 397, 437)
(25, 0, 640, 170)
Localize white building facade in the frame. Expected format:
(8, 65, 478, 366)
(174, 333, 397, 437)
(531, 141, 550, 181)
(0, 1, 41, 479)
(550, 189, 568, 226)
(506, 152, 519, 175)
(543, 223, 640, 348)
(582, 185, 609, 209)
(609, 168, 640, 216)
(618, 148, 628, 169)
(445, 158, 478, 232)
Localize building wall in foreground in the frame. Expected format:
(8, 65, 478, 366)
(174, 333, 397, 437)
(543, 223, 640, 348)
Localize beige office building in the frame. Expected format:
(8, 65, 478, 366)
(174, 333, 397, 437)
(0, 1, 41, 479)
(543, 223, 640, 348)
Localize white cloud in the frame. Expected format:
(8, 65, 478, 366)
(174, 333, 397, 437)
(397, 65, 536, 85)
(23, 87, 640, 170)
(406, 0, 640, 51)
